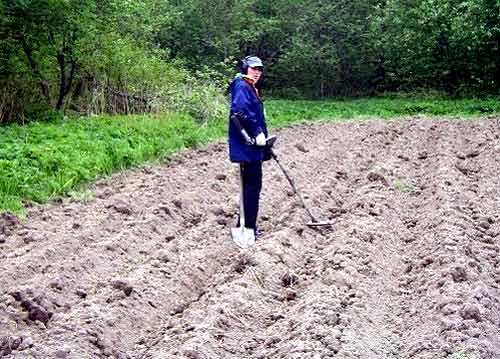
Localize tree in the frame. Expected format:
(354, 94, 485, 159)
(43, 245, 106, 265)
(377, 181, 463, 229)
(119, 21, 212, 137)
(1, 0, 96, 108)
(376, 0, 500, 94)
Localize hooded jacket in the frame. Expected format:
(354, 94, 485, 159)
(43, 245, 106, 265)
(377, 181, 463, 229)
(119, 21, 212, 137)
(228, 75, 270, 162)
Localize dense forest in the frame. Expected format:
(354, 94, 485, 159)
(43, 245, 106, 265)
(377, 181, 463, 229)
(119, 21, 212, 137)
(1, 0, 499, 122)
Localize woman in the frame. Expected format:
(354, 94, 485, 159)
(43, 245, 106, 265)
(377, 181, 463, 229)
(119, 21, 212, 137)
(228, 55, 271, 247)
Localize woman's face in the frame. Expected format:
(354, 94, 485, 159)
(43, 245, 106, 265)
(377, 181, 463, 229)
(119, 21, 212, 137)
(247, 66, 263, 82)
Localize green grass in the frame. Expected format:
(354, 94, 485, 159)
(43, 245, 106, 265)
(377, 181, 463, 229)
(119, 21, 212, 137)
(0, 113, 225, 215)
(265, 96, 500, 127)
(1, 95, 499, 215)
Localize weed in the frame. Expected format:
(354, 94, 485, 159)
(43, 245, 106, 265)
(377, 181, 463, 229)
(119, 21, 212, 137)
(394, 178, 415, 193)
(450, 347, 473, 359)
(69, 189, 94, 203)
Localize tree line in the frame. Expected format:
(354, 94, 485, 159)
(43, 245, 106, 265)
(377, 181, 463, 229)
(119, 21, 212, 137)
(1, 0, 498, 122)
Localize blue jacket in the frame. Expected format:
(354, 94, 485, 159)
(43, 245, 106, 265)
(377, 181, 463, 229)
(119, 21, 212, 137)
(228, 76, 270, 162)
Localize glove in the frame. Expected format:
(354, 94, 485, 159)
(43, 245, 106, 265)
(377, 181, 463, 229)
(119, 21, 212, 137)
(255, 133, 266, 146)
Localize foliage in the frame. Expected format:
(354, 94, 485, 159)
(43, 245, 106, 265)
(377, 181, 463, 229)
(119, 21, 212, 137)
(373, 0, 500, 94)
(1, 0, 499, 122)
(78, 35, 226, 121)
(0, 0, 226, 122)
(156, 0, 500, 97)
(0, 0, 102, 109)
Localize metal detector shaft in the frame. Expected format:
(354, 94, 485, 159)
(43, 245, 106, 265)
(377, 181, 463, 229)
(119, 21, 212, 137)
(270, 151, 319, 224)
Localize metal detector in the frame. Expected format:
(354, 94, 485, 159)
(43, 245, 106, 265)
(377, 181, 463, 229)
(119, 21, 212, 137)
(267, 136, 334, 228)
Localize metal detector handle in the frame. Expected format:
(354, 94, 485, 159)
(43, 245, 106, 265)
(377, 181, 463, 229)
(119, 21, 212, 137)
(230, 112, 254, 145)
(266, 135, 277, 148)
(271, 151, 318, 223)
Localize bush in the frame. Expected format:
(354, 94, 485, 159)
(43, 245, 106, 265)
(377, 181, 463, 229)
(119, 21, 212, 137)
(83, 37, 228, 123)
(23, 104, 64, 123)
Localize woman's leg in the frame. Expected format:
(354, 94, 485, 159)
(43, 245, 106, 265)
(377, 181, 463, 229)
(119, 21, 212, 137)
(241, 161, 262, 231)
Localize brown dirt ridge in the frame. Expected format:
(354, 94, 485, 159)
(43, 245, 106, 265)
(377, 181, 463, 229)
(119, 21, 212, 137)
(1, 116, 499, 359)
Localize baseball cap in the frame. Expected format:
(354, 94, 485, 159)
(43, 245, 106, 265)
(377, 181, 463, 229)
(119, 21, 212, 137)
(245, 56, 264, 68)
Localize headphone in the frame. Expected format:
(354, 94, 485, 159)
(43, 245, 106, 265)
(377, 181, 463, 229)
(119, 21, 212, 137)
(239, 56, 252, 74)
(239, 56, 265, 75)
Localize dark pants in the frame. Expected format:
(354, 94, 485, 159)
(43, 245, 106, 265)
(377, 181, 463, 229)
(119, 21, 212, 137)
(241, 161, 262, 231)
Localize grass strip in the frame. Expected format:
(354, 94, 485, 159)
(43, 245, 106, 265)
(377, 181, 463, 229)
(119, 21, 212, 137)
(0, 113, 225, 215)
(265, 97, 500, 127)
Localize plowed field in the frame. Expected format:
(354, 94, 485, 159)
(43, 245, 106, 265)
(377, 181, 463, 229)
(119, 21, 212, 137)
(1, 117, 499, 359)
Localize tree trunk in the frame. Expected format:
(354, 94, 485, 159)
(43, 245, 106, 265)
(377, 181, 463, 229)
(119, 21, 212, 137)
(21, 38, 51, 105)
(55, 51, 77, 110)
(56, 52, 66, 110)
(332, 31, 353, 95)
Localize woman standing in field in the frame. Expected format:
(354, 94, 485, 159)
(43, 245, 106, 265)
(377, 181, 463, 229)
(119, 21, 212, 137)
(227, 55, 271, 247)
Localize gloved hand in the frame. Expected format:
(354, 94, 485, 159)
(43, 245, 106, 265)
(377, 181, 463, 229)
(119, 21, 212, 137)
(255, 132, 267, 146)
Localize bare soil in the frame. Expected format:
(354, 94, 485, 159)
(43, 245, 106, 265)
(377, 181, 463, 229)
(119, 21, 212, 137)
(1, 117, 500, 359)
